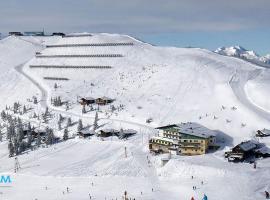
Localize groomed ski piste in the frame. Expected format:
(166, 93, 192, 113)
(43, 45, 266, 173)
(0, 33, 270, 200)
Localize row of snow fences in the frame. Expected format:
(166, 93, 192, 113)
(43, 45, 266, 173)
(46, 42, 134, 48)
(36, 54, 123, 58)
(43, 77, 69, 81)
(29, 65, 112, 69)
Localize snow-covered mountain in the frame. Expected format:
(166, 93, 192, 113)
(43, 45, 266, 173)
(260, 54, 270, 64)
(215, 46, 270, 66)
(0, 34, 270, 200)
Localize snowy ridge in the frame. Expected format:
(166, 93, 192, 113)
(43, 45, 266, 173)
(215, 45, 270, 67)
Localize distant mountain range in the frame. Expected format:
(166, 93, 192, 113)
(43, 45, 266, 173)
(214, 46, 270, 67)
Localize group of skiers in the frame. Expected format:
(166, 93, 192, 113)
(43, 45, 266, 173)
(191, 194, 208, 200)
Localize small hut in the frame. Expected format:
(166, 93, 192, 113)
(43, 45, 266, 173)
(9, 32, 23, 36)
(98, 129, 119, 137)
(80, 97, 95, 105)
(77, 129, 95, 138)
(95, 97, 114, 105)
(118, 129, 137, 139)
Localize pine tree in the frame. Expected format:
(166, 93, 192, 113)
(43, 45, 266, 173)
(45, 128, 55, 145)
(36, 133, 41, 147)
(14, 139, 19, 155)
(23, 105, 27, 114)
(33, 96, 38, 104)
(8, 141, 14, 157)
(77, 119, 83, 131)
(1, 110, 7, 121)
(27, 122, 31, 131)
(27, 132, 33, 147)
(93, 112, 98, 130)
(63, 128, 68, 140)
(33, 112, 37, 118)
(13, 102, 19, 114)
(67, 117, 72, 127)
(59, 114, 64, 122)
(58, 120, 62, 131)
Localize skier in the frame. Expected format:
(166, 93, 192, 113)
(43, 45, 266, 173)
(66, 187, 69, 193)
(254, 162, 257, 169)
(202, 194, 208, 200)
(152, 188, 154, 192)
(201, 181, 204, 185)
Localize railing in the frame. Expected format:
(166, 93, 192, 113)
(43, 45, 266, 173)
(43, 77, 69, 81)
(30, 65, 112, 69)
(46, 42, 134, 48)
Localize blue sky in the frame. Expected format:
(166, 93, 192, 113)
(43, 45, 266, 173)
(1, 0, 270, 55)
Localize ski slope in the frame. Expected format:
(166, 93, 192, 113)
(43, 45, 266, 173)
(0, 33, 270, 200)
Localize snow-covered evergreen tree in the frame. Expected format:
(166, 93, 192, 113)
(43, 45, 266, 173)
(45, 128, 55, 145)
(33, 112, 37, 118)
(93, 112, 98, 130)
(77, 119, 83, 131)
(63, 128, 68, 140)
(59, 114, 64, 122)
(23, 105, 27, 114)
(8, 141, 14, 157)
(1, 110, 6, 121)
(33, 96, 38, 104)
(58, 120, 62, 131)
(36, 133, 41, 147)
(67, 117, 72, 127)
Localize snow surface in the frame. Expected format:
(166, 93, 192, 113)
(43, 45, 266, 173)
(0, 34, 270, 200)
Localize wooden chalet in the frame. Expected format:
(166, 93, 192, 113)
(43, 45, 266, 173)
(96, 97, 114, 105)
(226, 141, 258, 162)
(98, 129, 119, 137)
(33, 128, 46, 138)
(256, 129, 270, 137)
(78, 129, 95, 138)
(118, 129, 137, 139)
(80, 97, 95, 105)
